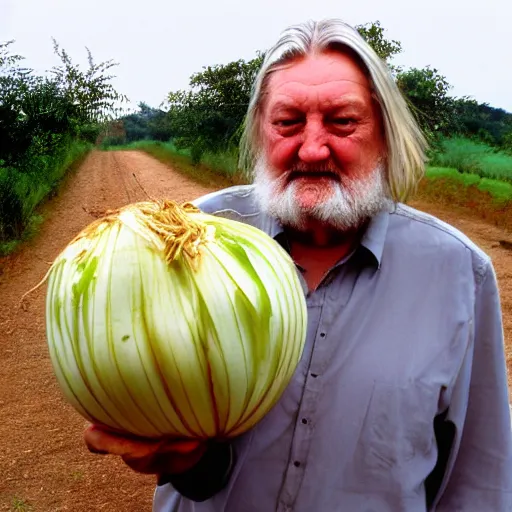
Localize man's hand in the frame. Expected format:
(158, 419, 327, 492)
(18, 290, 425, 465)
(84, 424, 208, 475)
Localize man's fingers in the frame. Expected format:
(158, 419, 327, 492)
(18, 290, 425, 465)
(84, 425, 202, 459)
(162, 439, 203, 455)
(84, 425, 163, 457)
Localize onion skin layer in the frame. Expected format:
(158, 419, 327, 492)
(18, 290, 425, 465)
(45, 201, 307, 440)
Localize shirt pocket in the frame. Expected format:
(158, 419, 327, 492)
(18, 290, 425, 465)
(343, 379, 439, 495)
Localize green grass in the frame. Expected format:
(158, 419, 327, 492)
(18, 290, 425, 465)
(0, 215, 44, 257)
(107, 140, 245, 187)
(425, 166, 512, 203)
(10, 496, 33, 511)
(0, 139, 91, 255)
(70, 469, 84, 481)
(200, 147, 239, 177)
(430, 137, 512, 182)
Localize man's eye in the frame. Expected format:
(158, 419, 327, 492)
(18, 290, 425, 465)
(331, 118, 356, 126)
(275, 119, 301, 127)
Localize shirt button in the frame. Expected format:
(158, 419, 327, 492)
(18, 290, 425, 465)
(301, 418, 308, 424)
(310, 373, 318, 378)
(320, 332, 326, 338)
(293, 460, 301, 467)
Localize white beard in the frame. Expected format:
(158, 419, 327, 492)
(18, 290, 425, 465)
(252, 156, 391, 233)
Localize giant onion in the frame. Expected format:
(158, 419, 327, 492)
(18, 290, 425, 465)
(44, 200, 307, 439)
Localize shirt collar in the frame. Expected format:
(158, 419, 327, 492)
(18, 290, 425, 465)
(359, 201, 394, 269)
(258, 201, 394, 270)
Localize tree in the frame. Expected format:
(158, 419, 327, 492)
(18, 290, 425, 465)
(396, 66, 456, 142)
(0, 39, 129, 240)
(356, 21, 402, 65)
(164, 54, 264, 161)
(503, 131, 512, 153)
(113, 102, 173, 144)
(50, 39, 128, 126)
(0, 42, 78, 166)
(452, 98, 512, 147)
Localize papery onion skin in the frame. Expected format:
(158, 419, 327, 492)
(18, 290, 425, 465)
(45, 200, 307, 440)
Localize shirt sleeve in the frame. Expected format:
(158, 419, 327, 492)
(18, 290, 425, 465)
(434, 260, 512, 511)
(156, 441, 235, 502)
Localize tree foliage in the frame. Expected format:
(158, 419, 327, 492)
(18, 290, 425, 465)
(50, 39, 127, 125)
(1, 39, 127, 165)
(452, 98, 512, 147)
(0, 39, 127, 242)
(164, 54, 264, 162)
(396, 66, 456, 139)
(356, 21, 402, 63)
(104, 102, 173, 146)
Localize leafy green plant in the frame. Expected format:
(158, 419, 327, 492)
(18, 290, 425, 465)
(10, 496, 33, 512)
(396, 66, 455, 142)
(356, 20, 402, 64)
(0, 38, 127, 250)
(163, 54, 264, 161)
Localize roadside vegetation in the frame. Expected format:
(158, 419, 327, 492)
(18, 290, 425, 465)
(3, 20, 512, 256)
(0, 39, 126, 254)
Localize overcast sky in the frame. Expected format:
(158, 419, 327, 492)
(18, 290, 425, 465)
(2, 0, 511, 114)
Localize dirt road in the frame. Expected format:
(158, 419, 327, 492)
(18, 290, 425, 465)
(0, 150, 510, 511)
(0, 151, 215, 512)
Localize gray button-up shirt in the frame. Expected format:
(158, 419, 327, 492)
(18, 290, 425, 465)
(153, 185, 512, 511)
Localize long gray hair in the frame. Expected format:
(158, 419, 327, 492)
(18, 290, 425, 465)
(239, 19, 427, 202)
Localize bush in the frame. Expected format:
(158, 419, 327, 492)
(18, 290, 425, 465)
(0, 39, 126, 250)
(0, 167, 24, 240)
(0, 139, 91, 244)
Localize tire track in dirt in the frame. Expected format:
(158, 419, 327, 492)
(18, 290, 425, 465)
(0, 150, 215, 512)
(0, 151, 510, 511)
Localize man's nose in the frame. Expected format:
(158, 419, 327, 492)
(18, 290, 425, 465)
(297, 120, 330, 163)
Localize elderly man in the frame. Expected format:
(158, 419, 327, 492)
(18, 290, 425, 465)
(85, 19, 512, 511)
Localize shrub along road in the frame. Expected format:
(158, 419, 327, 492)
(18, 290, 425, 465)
(0, 150, 510, 511)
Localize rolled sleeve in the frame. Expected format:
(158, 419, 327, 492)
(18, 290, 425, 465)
(434, 261, 512, 511)
(156, 441, 234, 504)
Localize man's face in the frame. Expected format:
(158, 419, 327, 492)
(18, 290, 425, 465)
(254, 50, 389, 233)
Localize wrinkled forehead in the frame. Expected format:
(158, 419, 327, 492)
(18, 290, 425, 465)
(262, 49, 374, 108)
(266, 82, 373, 114)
